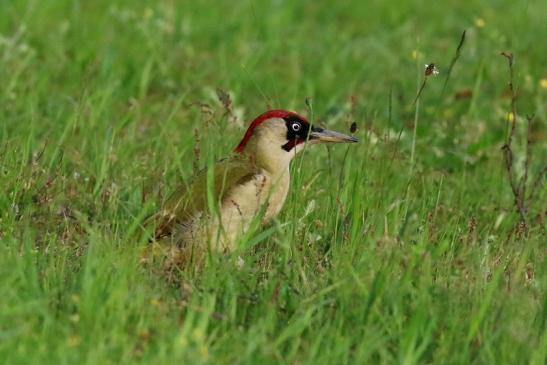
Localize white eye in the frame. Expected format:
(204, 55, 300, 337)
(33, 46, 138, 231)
(291, 123, 301, 132)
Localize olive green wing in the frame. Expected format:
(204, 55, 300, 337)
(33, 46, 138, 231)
(152, 155, 259, 239)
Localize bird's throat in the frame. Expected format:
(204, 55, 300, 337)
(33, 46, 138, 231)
(243, 140, 295, 177)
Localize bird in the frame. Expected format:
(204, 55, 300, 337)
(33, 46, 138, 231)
(147, 109, 358, 267)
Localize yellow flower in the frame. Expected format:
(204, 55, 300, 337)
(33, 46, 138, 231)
(200, 345, 209, 359)
(475, 18, 486, 28)
(507, 112, 515, 123)
(540, 79, 547, 89)
(69, 314, 80, 323)
(411, 50, 423, 60)
(67, 335, 81, 347)
(179, 335, 188, 347)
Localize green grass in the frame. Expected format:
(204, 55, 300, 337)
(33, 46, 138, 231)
(1, 0, 546, 364)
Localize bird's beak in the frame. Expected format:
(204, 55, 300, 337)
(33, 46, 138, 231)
(309, 126, 359, 144)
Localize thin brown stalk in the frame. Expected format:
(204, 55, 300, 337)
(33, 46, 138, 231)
(501, 52, 517, 146)
(528, 166, 546, 203)
(500, 52, 526, 223)
(499, 53, 546, 225)
(519, 114, 534, 204)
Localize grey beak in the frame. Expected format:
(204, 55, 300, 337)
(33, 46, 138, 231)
(309, 127, 359, 143)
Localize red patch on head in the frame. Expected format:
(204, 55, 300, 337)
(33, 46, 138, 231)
(234, 109, 308, 153)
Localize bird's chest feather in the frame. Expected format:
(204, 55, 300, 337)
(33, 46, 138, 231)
(175, 170, 290, 252)
(221, 171, 289, 228)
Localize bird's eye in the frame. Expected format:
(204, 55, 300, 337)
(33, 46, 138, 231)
(291, 123, 301, 132)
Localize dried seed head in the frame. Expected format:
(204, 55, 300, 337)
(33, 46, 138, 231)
(424, 63, 439, 76)
(216, 88, 232, 110)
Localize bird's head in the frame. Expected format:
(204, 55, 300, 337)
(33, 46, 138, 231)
(234, 109, 358, 172)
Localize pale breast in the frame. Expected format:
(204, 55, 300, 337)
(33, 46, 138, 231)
(262, 172, 290, 222)
(169, 169, 291, 253)
(211, 170, 290, 250)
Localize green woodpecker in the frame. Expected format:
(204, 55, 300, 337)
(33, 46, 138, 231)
(150, 109, 357, 265)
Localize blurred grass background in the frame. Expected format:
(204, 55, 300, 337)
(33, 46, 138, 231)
(0, 0, 545, 364)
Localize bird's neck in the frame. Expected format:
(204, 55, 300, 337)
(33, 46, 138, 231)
(242, 139, 294, 177)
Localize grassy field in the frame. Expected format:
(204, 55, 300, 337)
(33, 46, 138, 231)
(1, 0, 546, 364)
